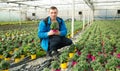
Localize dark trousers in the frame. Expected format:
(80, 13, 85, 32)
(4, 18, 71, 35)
(48, 35, 72, 52)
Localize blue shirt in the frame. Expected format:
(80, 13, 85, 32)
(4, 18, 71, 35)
(38, 16, 67, 51)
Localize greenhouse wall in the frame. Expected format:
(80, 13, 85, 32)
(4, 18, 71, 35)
(94, 9, 120, 20)
(0, 11, 26, 22)
(1, 9, 119, 22)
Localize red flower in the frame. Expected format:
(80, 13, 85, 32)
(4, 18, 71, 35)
(52, 30, 57, 32)
(116, 65, 120, 69)
(87, 54, 92, 59)
(117, 53, 120, 58)
(72, 61, 77, 67)
(55, 69, 61, 71)
(91, 56, 96, 61)
(77, 51, 81, 56)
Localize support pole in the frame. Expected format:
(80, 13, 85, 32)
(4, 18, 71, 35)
(71, 0, 75, 38)
(34, 6, 37, 21)
(8, 9, 11, 24)
(92, 9, 94, 23)
(19, 4, 21, 25)
(87, 10, 90, 25)
(82, 11, 85, 30)
(82, 4, 85, 31)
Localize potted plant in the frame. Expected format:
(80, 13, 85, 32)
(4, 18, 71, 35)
(72, 63, 81, 71)
(90, 61, 106, 71)
(29, 47, 37, 60)
(13, 50, 21, 63)
(19, 47, 25, 60)
(14, 42, 19, 51)
(75, 43, 83, 53)
(68, 44, 75, 58)
(8, 46, 14, 55)
(59, 52, 68, 69)
(109, 35, 116, 47)
(104, 42, 113, 55)
(51, 61, 60, 71)
(0, 47, 4, 59)
(105, 56, 120, 71)
(71, 53, 79, 67)
(116, 42, 120, 58)
(3, 50, 11, 61)
(42, 67, 50, 71)
(51, 21, 59, 32)
(0, 60, 10, 71)
(72, 60, 89, 71)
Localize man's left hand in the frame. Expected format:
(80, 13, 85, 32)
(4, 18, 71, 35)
(54, 30, 60, 35)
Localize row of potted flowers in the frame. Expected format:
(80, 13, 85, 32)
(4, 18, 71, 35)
(47, 20, 120, 71)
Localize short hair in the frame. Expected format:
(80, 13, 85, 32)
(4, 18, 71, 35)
(49, 6, 58, 10)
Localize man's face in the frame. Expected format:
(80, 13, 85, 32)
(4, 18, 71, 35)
(49, 9, 58, 20)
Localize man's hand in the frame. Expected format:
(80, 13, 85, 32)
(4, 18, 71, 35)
(48, 30, 60, 36)
(54, 30, 60, 35)
(48, 30, 55, 36)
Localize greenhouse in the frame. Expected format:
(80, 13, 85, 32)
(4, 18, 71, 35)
(0, 0, 120, 71)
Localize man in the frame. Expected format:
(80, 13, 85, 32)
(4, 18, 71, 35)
(38, 6, 72, 57)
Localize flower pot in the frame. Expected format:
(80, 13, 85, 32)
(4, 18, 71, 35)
(0, 55, 3, 59)
(2, 69, 9, 71)
(14, 48, 19, 51)
(69, 53, 74, 58)
(9, 51, 13, 55)
(60, 63, 67, 69)
(14, 58, 21, 63)
(21, 55, 25, 60)
(31, 54, 36, 60)
(5, 58, 10, 61)
(67, 35, 70, 38)
(74, 48, 77, 52)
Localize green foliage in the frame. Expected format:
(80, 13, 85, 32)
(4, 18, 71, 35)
(74, 43, 83, 51)
(13, 50, 21, 58)
(72, 53, 79, 61)
(51, 60, 60, 69)
(59, 52, 68, 63)
(0, 60, 10, 70)
(3, 50, 11, 58)
(42, 67, 50, 71)
(90, 60, 106, 71)
(68, 44, 75, 53)
(29, 43, 37, 55)
(72, 63, 81, 71)
(105, 56, 120, 70)
(30, 47, 36, 55)
(0, 47, 4, 55)
(19, 47, 25, 55)
(51, 21, 59, 30)
(72, 60, 89, 71)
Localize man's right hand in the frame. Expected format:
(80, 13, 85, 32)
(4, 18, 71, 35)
(48, 30, 55, 36)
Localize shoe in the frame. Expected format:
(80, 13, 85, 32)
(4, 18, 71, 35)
(52, 50, 60, 56)
(46, 51, 52, 58)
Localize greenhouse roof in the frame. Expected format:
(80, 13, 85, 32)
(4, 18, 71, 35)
(0, 0, 120, 11)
